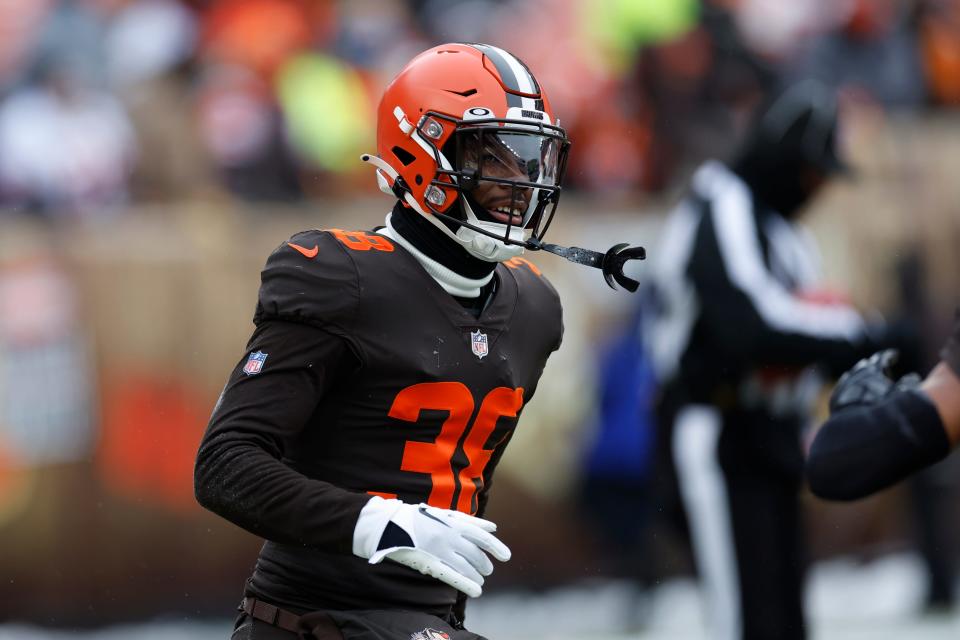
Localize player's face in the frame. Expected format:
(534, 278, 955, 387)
(462, 136, 535, 226)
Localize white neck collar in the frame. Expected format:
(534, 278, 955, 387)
(380, 214, 494, 299)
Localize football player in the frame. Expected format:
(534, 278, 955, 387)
(195, 43, 578, 640)
(806, 312, 960, 500)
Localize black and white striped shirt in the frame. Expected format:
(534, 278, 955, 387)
(646, 161, 873, 410)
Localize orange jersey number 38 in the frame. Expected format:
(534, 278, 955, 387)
(377, 382, 524, 515)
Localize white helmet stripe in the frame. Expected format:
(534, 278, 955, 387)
(483, 44, 537, 93)
(484, 45, 539, 110)
(468, 44, 539, 101)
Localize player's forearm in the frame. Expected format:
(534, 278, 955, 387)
(195, 434, 369, 553)
(195, 318, 368, 549)
(805, 389, 950, 501)
(920, 362, 960, 446)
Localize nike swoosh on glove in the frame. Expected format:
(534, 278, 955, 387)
(352, 496, 511, 598)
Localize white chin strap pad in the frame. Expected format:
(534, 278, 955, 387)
(455, 194, 528, 262)
(456, 224, 525, 262)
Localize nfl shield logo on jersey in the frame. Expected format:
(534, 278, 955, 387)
(470, 330, 488, 359)
(243, 351, 268, 375)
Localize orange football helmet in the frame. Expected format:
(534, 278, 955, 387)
(362, 43, 570, 262)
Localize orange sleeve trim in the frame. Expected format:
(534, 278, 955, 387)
(505, 256, 542, 276)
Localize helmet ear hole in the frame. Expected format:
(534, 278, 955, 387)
(392, 146, 417, 166)
(415, 175, 423, 185)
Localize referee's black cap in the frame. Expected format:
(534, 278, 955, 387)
(737, 80, 852, 177)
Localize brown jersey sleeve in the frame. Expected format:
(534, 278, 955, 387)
(255, 230, 361, 341)
(941, 308, 960, 379)
(194, 319, 371, 554)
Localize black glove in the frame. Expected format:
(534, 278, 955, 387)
(829, 349, 922, 415)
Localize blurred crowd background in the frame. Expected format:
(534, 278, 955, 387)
(2, 0, 960, 637)
(3, 0, 960, 212)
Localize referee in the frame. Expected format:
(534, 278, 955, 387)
(646, 82, 893, 640)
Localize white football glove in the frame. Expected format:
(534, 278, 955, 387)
(352, 496, 511, 598)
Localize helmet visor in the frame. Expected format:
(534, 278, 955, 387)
(462, 131, 561, 189)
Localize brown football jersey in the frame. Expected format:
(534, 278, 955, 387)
(196, 227, 562, 615)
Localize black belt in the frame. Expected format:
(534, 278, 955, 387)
(241, 596, 301, 634)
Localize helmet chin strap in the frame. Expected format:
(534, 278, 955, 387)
(361, 153, 524, 262)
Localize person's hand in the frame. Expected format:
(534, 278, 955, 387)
(352, 497, 511, 597)
(830, 349, 921, 415)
